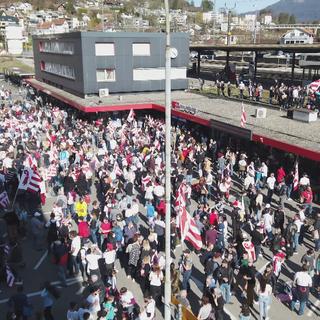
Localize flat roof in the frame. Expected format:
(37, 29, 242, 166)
(190, 43, 320, 53)
(32, 31, 188, 40)
(27, 78, 320, 161)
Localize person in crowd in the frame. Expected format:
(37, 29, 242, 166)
(290, 264, 313, 316)
(40, 281, 60, 320)
(180, 249, 193, 291)
(257, 278, 272, 320)
(197, 295, 212, 320)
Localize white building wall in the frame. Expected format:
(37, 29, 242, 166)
(7, 39, 23, 54)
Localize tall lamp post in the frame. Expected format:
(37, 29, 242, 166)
(225, 2, 236, 45)
(164, 1, 172, 320)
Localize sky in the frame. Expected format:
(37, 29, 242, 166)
(194, 0, 280, 13)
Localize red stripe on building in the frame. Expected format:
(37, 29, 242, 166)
(252, 134, 320, 162)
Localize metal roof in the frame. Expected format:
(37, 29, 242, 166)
(190, 43, 320, 53)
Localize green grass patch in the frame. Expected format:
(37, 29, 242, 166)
(0, 57, 34, 73)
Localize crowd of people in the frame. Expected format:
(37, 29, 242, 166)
(202, 77, 320, 111)
(0, 82, 319, 320)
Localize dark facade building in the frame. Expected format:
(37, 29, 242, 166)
(32, 31, 189, 97)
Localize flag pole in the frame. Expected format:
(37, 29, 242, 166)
(11, 170, 23, 209)
(10, 185, 19, 209)
(164, 0, 172, 319)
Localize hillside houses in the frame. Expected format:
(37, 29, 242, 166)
(35, 19, 69, 35)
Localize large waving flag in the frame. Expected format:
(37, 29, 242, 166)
(176, 183, 202, 250)
(18, 168, 41, 193)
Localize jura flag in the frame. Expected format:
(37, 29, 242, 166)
(241, 103, 247, 128)
(18, 168, 31, 190)
(293, 161, 299, 191)
(18, 168, 42, 193)
(176, 183, 203, 250)
(127, 109, 135, 122)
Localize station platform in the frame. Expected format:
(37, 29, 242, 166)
(27, 78, 320, 162)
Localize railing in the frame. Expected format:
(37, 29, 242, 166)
(264, 24, 320, 29)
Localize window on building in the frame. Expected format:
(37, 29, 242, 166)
(133, 67, 186, 81)
(40, 41, 74, 55)
(95, 43, 115, 56)
(40, 61, 45, 71)
(132, 43, 150, 56)
(43, 62, 75, 79)
(96, 69, 116, 82)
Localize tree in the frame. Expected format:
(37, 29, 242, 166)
(278, 12, 290, 24)
(194, 12, 203, 25)
(170, 0, 185, 10)
(65, 0, 76, 15)
(201, 0, 213, 12)
(88, 16, 101, 30)
(288, 14, 296, 24)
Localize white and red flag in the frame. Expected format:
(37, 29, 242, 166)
(240, 103, 247, 128)
(127, 109, 135, 122)
(47, 164, 57, 179)
(176, 183, 202, 250)
(18, 168, 42, 193)
(24, 154, 38, 169)
(293, 161, 299, 191)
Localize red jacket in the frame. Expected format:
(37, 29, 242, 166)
(277, 167, 286, 184)
(156, 200, 166, 217)
(78, 221, 90, 238)
(209, 211, 218, 226)
(302, 189, 313, 204)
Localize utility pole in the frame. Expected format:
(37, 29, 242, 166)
(211, 0, 216, 42)
(225, 2, 236, 46)
(227, 9, 231, 45)
(101, 0, 105, 32)
(164, 1, 171, 320)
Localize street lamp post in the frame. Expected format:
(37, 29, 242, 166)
(164, 1, 172, 320)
